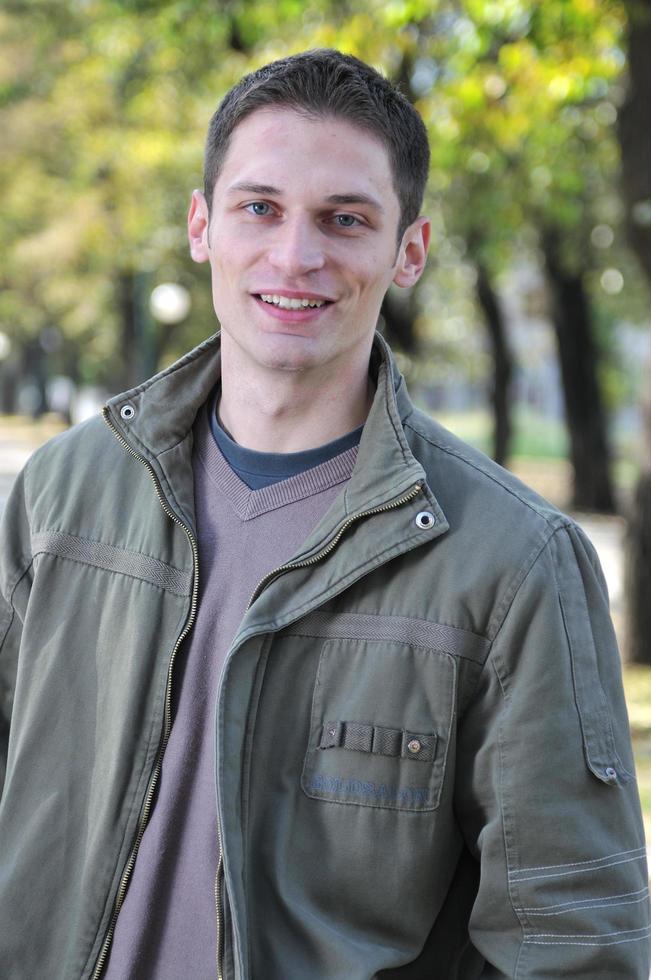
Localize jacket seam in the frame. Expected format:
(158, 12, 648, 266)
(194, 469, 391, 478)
(496, 668, 529, 979)
(242, 635, 273, 976)
(81, 600, 189, 979)
(374, 335, 417, 469)
(551, 524, 632, 783)
(404, 416, 571, 532)
(473, 528, 561, 703)
(0, 560, 33, 657)
(238, 530, 433, 636)
(109, 335, 219, 455)
(32, 551, 190, 597)
(284, 629, 486, 666)
(114, 333, 219, 406)
(108, 418, 193, 529)
(31, 527, 190, 577)
(0, 451, 34, 639)
(486, 526, 562, 645)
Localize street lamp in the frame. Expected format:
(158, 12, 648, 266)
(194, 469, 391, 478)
(150, 283, 191, 325)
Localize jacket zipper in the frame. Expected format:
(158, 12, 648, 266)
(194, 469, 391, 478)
(91, 408, 200, 980)
(215, 828, 224, 980)
(213, 479, 424, 979)
(246, 481, 424, 611)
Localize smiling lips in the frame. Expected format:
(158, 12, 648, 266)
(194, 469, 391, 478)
(259, 293, 327, 310)
(253, 291, 333, 321)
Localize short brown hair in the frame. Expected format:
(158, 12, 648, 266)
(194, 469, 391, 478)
(203, 49, 430, 239)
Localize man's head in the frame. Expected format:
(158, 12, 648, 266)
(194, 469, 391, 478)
(188, 50, 431, 388)
(203, 49, 430, 241)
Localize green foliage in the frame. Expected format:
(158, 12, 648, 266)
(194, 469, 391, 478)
(0, 0, 647, 391)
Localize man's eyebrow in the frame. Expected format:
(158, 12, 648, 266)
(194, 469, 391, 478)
(325, 193, 384, 213)
(226, 182, 281, 195)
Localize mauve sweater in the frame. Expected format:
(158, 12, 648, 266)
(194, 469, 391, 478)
(104, 405, 358, 979)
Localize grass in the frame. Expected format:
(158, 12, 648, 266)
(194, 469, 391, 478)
(434, 407, 569, 458)
(623, 666, 651, 843)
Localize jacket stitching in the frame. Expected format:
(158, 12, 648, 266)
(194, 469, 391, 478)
(32, 551, 190, 597)
(525, 933, 651, 947)
(375, 341, 414, 468)
(514, 854, 647, 882)
(521, 885, 649, 912)
(513, 845, 646, 874)
(105, 415, 193, 528)
(242, 635, 273, 978)
(109, 334, 220, 452)
(81, 600, 189, 978)
(237, 530, 435, 637)
(282, 610, 489, 662)
(527, 925, 651, 939)
(473, 533, 555, 708)
(285, 629, 486, 666)
(497, 700, 530, 978)
(404, 415, 571, 530)
(524, 894, 650, 915)
(31, 528, 190, 577)
(551, 525, 632, 783)
(301, 640, 455, 812)
(0, 557, 34, 650)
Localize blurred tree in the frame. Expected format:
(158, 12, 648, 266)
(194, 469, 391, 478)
(0, 0, 332, 394)
(416, 1, 623, 504)
(618, 0, 651, 662)
(0, 0, 644, 517)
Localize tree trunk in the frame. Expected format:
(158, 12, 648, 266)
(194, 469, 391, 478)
(619, 1, 651, 282)
(475, 262, 513, 466)
(117, 269, 156, 390)
(380, 288, 418, 354)
(117, 271, 138, 392)
(626, 392, 651, 662)
(542, 231, 616, 513)
(619, 1, 651, 661)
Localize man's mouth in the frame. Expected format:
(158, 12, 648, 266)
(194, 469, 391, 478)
(257, 294, 329, 310)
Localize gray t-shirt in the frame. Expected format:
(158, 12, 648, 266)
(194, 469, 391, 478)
(104, 405, 360, 979)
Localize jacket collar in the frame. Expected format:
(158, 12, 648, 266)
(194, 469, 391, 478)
(104, 330, 446, 532)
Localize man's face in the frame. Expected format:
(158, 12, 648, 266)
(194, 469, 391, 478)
(188, 107, 429, 379)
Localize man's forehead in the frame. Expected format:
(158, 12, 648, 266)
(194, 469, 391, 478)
(214, 107, 397, 207)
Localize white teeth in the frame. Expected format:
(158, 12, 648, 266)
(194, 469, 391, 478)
(259, 294, 326, 309)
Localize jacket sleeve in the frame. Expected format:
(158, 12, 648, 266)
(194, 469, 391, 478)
(454, 521, 651, 978)
(0, 466, 33, 798)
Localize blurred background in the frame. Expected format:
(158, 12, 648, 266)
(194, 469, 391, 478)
(1, 0, 651, 832)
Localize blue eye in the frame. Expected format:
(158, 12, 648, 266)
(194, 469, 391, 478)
(246, 202, 272, 216)
(335, 214, 358, 227)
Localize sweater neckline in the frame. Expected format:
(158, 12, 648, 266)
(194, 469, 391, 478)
(194, 404, 358, 521)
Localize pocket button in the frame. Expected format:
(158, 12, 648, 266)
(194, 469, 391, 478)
(407, 738, 422, 754)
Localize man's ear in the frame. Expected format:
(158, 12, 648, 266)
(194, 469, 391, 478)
(188, 189, 210, 263)
(392, 216, 431, 289)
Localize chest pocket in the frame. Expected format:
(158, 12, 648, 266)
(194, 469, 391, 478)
(301, 638, 456, 812)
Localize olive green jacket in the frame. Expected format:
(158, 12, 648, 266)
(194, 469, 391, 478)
(0, 333, 649, 979)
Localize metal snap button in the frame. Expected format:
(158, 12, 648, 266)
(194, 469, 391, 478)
(604, 766, 618, 782)
(415, 511, 435, 530)
(407, 738, 422, 754)
(120, 404, 136, 421)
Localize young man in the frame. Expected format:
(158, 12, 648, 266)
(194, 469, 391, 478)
(0, 50, 649, 979)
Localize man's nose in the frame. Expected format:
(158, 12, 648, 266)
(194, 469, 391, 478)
(267, 217, 325, 277)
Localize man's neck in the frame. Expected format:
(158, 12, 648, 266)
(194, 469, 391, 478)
(218, 348, 375, 454)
